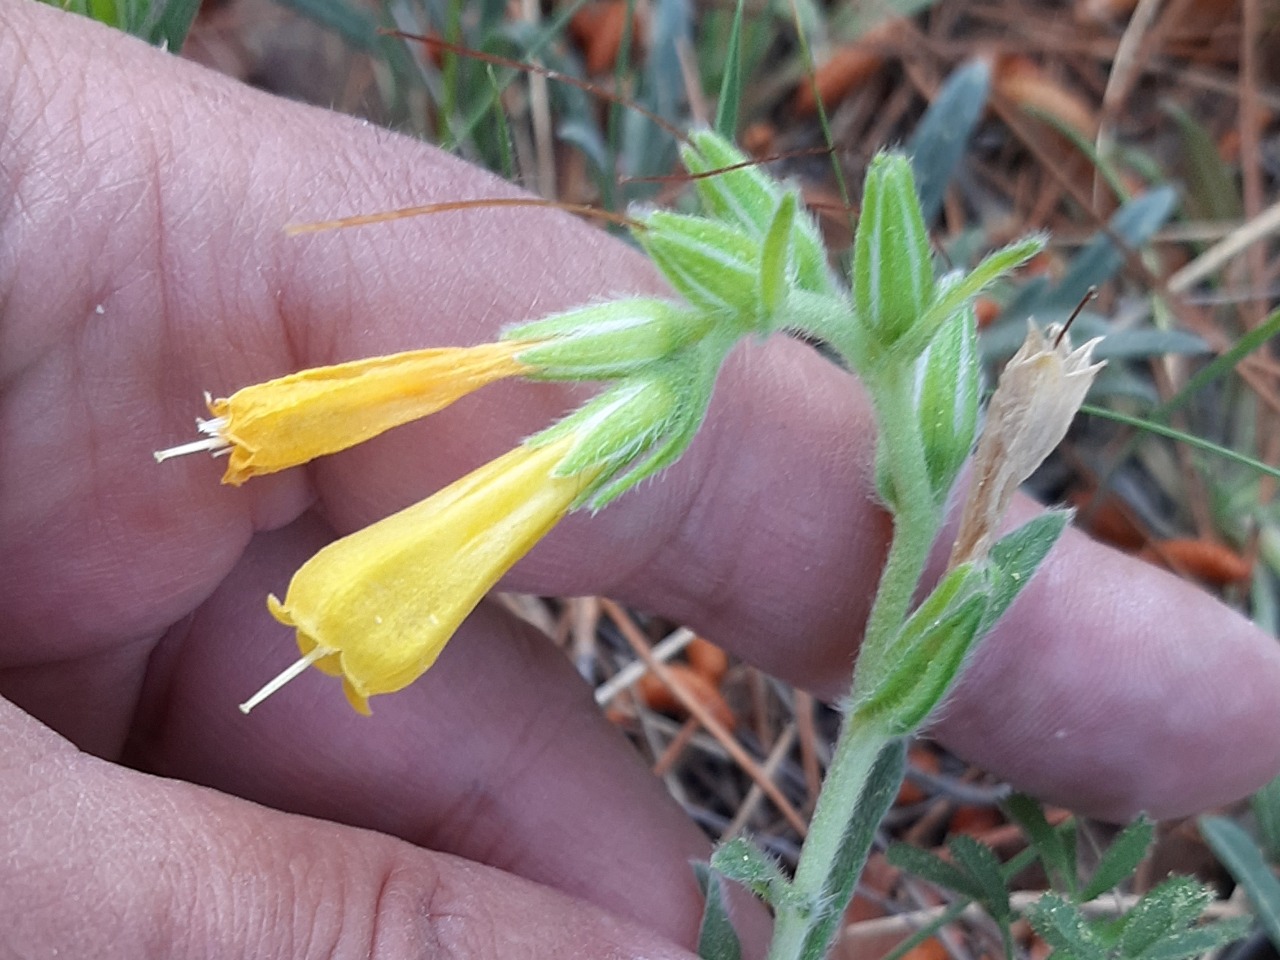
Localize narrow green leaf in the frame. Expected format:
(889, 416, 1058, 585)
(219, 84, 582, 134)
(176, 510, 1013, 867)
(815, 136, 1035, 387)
(1079, 816, 1154, 902)
(1081, 404, 1280, 484)
(949, 835, 1012, 922)
(1201, 815, 1280, 950)
(1004, 794, 1076, 896)
(887, 843, 989, 902)
(1164, 101, 1242, 221)
(1026, 893, 1108, 960)
(1252, 774, 1280, 863)
(693, 862, 743, 960)
(908, 59, 991, 225)
(713, 0, 747, 138)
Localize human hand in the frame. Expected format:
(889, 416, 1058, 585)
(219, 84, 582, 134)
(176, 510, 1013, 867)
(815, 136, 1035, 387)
(3, 2, 1279, 958)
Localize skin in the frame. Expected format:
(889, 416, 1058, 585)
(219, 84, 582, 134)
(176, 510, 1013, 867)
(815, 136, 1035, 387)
(2, 1, 1279, 956)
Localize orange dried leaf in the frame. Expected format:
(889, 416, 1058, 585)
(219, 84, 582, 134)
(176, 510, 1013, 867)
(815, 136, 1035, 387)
(637, 664, 736, 730)
(793, 18, 903, 116)
(1068, 488, 1147, 551)
(994, 55, 1098, 141)
(1139, 538, 1252, 586)
(686, 636, 730, 684)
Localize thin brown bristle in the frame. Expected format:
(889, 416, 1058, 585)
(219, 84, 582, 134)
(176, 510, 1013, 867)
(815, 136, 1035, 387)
(383, 30, 689, 147)
(284, 198, 643, 236)
(620, 145, 835, 185)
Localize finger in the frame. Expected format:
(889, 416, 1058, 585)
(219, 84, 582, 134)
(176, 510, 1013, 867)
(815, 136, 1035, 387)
(124, 510, 733, 947)
(1, 697, 699, 960)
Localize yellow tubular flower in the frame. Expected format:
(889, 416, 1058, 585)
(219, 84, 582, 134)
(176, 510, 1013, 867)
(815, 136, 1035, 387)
(240, 434, 597, 715)
(155, 341, 533, 485)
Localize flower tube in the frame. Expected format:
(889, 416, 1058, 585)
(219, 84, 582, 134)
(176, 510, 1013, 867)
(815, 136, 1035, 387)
(155, 341, 533, 485)
(241, 433, 596, 715)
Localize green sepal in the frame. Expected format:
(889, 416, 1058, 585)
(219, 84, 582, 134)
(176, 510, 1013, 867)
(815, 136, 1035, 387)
(759, 192, 798, 322)
(911, 236, 1044, 355)
(852, 153, 936, 356)
(540, 376, 681, 480)
(692, 862, 743, 960)
(851, 563, 988, 735)
(681, 128, 778, 235)
(681, 129, 837, 296)
(981, 509, 1071, 634)
(506, 298, 713, 379)
(535, 337, 730, 511)
(914, 304, 979, 505)
(711, 837, 794, 907)
(637, 210, 762, 324)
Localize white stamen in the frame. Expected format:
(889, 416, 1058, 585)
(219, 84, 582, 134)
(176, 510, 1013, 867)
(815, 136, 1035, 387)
(153, 417, 230, 463)
(239, 646, 331, 714)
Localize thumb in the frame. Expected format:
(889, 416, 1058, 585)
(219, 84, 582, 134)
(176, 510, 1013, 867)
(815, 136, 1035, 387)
(1, 699, 697, 960)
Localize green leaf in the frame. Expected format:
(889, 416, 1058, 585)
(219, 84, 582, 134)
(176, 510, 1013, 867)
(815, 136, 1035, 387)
(908, 59, 991, 225)
(711, 837, 792, 905)
(1119, 875, 1211, 957)
(852, 564, 988, 732)
(949, 835, 1012, 923)
(1201, 815, 1280, 951)
(798, 739, 907, 960)
(1004, 794, 1077, 896)
(1079, 816, 1154, 902)
(1026, 893, 1108, 960)
(983, 510, 1071, 634)
(1139, 919, 1252, 960)
(887, 842, 989, 902)
(693, 862, 744, 960)
(713, 0, 747, 139)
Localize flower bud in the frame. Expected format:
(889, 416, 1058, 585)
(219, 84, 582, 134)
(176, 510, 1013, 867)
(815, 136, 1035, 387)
(852, 153, 936, 354)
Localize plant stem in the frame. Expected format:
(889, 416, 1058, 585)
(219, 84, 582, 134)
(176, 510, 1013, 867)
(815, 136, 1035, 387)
(858, 368, 941, 668)
(766, 723, 894, 960)
(765, 367, 941, 960)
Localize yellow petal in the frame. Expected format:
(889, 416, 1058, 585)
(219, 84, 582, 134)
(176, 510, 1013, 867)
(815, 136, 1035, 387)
(209, 341, 531, 485)
(263, 434, 595, 714)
